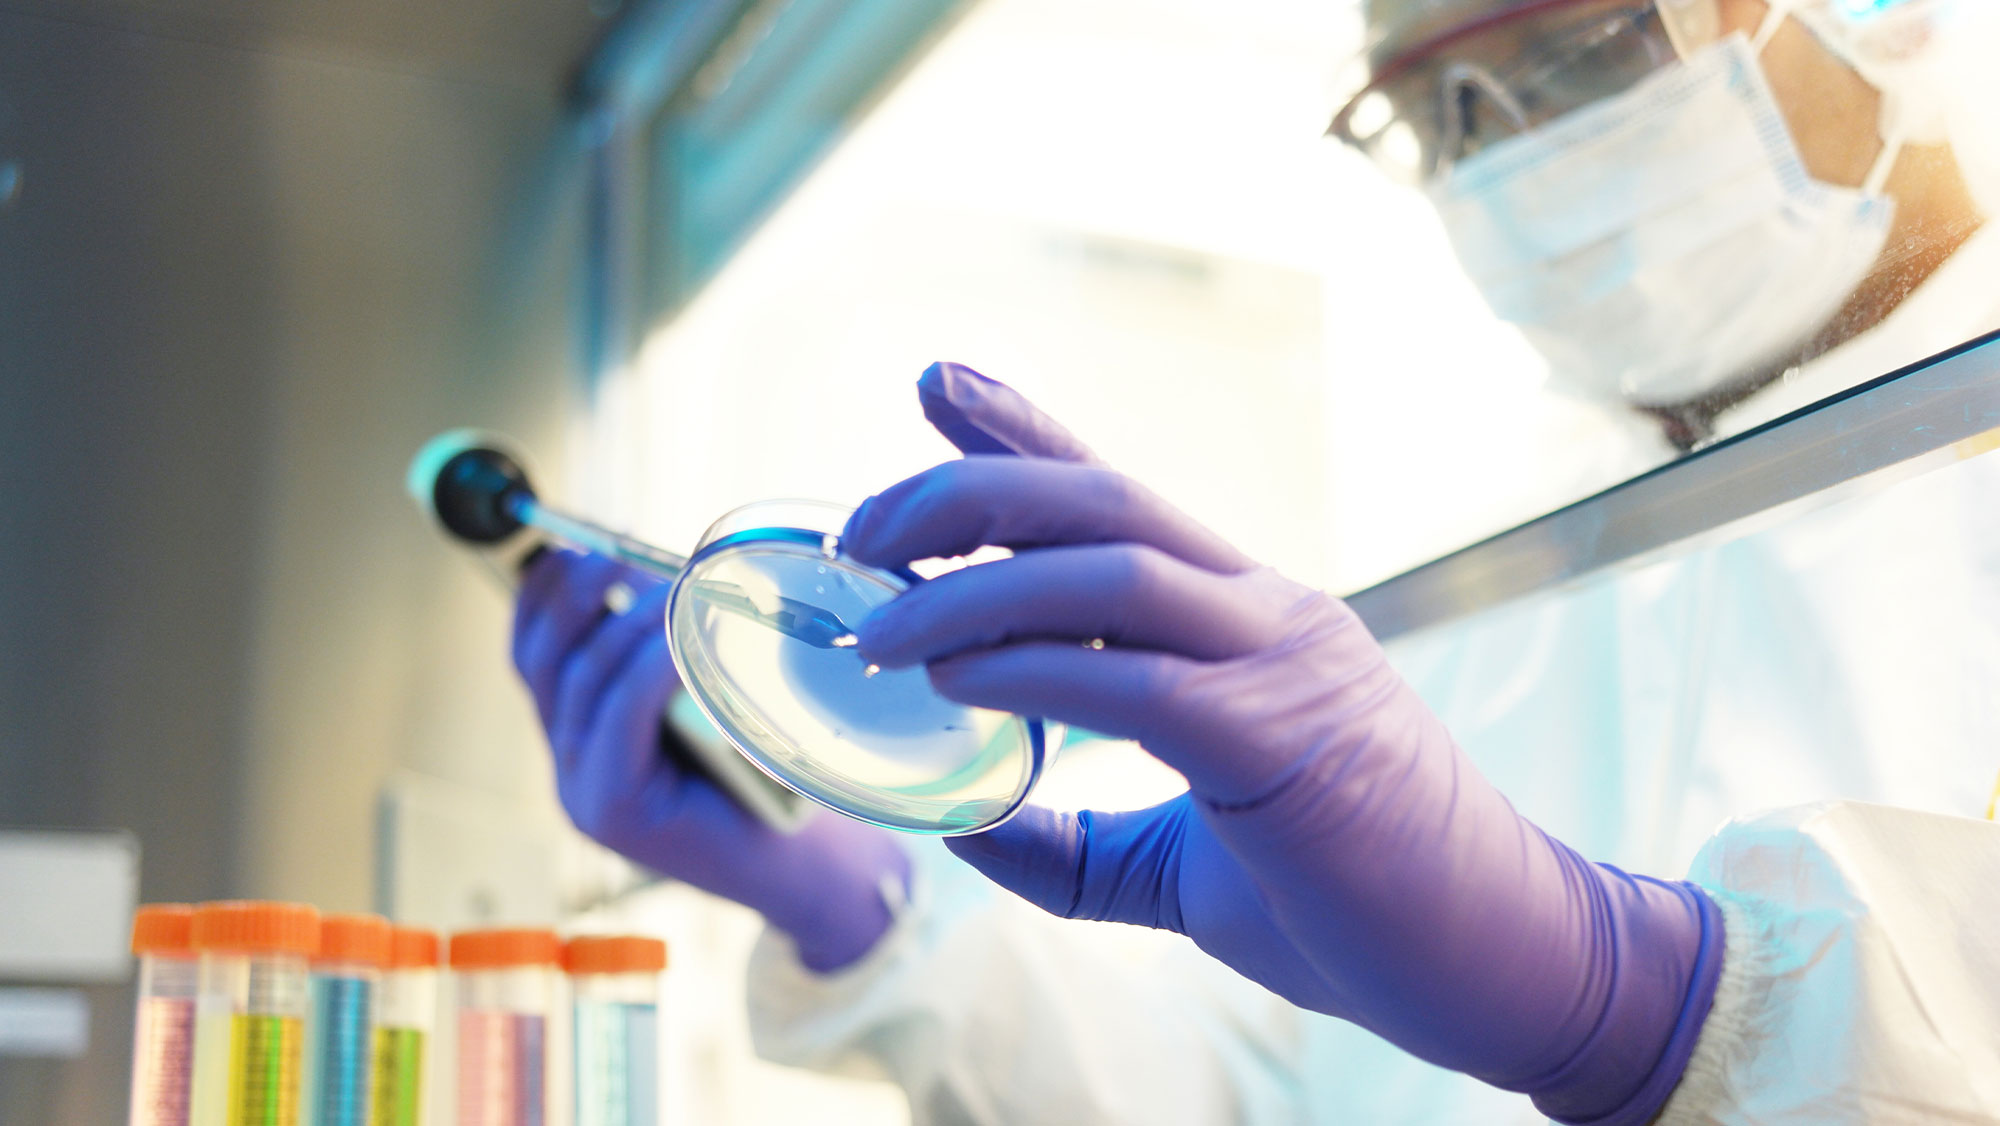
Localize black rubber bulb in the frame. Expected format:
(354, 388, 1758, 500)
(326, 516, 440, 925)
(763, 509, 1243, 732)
(431, 445, 535, 544)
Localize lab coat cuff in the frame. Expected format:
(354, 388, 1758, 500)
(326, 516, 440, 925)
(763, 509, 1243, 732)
(1647, 801, 2000, 1122)
(1647, 892, 1759, 1125)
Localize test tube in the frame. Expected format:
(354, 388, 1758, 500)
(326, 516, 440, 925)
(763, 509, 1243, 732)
(449, 929, 560, 1126)
(373, 926, 439, 1126)
(130, 904, 199, 1126)
(186, 900, 320, 1126)
(308, 914, 391, 1126)
(564, 937, 665, 1126)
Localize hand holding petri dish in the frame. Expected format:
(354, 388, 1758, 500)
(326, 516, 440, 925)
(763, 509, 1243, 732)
(410, 432, 1061, 835)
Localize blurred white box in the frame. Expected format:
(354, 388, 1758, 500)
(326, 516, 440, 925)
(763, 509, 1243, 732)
(0, 988, 90, 1058)
(375, 771, 575, 930)
(0, 829, 139, 982)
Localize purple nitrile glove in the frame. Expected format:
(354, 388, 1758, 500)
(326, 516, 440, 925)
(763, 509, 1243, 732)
(841, 362, 1725, 1124)
(512, 549, 908, 973)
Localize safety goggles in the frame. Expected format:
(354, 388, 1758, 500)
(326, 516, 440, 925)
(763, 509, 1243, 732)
(1330, 0, 1685, 183)
(1330, 0, 1929, 183)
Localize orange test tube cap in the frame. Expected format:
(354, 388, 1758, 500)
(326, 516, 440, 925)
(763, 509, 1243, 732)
(387, 926, 441, 970)
(449, 928, 561, 970)
(131, 904, 196, 957)
(564, 935, 668, 975)
(191, 901, 321, 957)
(318, 914, 392, 967)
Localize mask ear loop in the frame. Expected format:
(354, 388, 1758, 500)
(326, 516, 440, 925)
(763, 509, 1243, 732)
(1750, 0, 1789, 53)
(1861, 104, 1907, 196)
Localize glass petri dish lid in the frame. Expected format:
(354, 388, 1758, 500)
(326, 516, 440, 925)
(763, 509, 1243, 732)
(667, 499, 1061, 835)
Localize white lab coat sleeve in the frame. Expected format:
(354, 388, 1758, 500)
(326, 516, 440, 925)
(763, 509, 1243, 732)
(1655, 800, 2000, 1124)
(745, 841, 1310, 1125)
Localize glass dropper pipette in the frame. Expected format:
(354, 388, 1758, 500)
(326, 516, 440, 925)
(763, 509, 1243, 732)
(412, 431, 859, 650)
(506, 492, 860, 650)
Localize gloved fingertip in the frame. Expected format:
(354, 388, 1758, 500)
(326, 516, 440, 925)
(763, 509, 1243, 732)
(516, 544, 553, 579)
(943, 806, 1081, 917)
(581, 548, 626, 576)
(520, 543, 579, 584)
(839, 498, 884, 564)
(919, 361, 1018, 458)
(839, 498, 867, 540)
(849, 604, 913, 669)
(941, 827, 1002, 864)
(917, 360, 993, 397)
(942, 813, 1031, 869)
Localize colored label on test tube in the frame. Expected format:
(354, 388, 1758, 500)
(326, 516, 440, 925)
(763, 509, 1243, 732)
(371, 1026, 425, 1126)
(131, 905, 200, 1126)
(134, 995, 199, 1125)
(565, 936, 666, 1126)
(217, 1014, 305, 1125)
(186, 901, 318, 1126)
(372, 926, 439, 1126)
(450, 929, 560, 1126)
(456, 1011, 547, 1126)
(309, 914, 391, 1126)
(313, 977, 373, 1122)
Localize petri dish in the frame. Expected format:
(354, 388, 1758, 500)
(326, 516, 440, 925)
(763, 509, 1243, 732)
(666, 500, 1061, 835)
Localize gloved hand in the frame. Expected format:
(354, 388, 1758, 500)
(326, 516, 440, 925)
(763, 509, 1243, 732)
(513, 550, 908, 972)
(842, 363, 1726, 1125)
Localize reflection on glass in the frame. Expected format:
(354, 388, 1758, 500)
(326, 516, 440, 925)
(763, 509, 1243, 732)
(1388, 425, 2000, 888)
(1340, 0, 1999, 455)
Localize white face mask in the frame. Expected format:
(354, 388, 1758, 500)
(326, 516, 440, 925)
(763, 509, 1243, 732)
(1426, 31, 1897, 407)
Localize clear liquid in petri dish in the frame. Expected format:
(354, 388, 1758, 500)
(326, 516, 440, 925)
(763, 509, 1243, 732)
(669, 528, 1045, 833)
